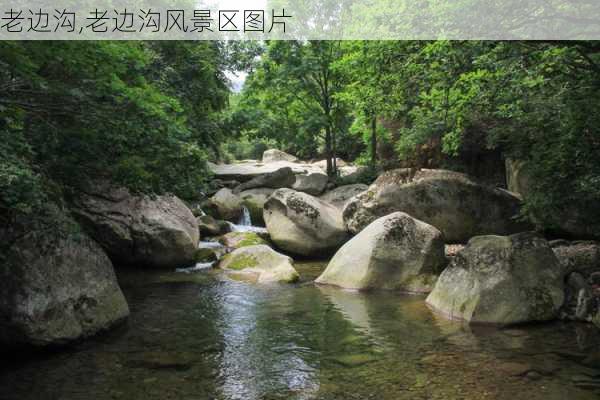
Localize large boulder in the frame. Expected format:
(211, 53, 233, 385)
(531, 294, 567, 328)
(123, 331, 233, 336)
(0, 212, 129, 347)
(219, 245, 299, 283)
(316, 212, 446, 292)
(234, 167, 295, 193)
(292, 171, 329, 196)
(426, 233, 565, 325)
(344, 168, 528, 242)
(320, 184, 368, 210)
(73, 186, 199, 269)
(263, 189, 349, 257)
(262, 149, 298, 163)
(239, 188, 275, 225)
(210, 188, 243, 222)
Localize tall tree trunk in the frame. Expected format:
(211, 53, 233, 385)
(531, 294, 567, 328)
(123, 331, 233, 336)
(371, 116, 378, 167)
(332, 124, 337, 175)
(325, 125, 333, 176)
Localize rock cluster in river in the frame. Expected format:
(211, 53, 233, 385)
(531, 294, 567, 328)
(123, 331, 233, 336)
(197, 214, 232, 236)
(11, 147, 600, 351)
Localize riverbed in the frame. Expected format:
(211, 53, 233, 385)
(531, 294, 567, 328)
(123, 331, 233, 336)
(1, 262, 599, 400)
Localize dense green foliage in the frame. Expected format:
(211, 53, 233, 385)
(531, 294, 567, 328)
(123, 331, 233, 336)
(2, 39, 599, 236)
(229, 41, 361, 173)
(231, 40, 600, 235)
(0, 41, 229, 219)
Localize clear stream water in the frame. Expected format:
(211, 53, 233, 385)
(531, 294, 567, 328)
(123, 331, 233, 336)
(1, 262, 600, 400)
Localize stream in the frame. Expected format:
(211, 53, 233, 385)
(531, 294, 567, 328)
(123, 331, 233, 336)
(1, 261, 600, 400)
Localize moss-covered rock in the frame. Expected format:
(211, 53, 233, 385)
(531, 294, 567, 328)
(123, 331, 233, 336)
(218, 245, 299, 283)
(426, 232, 565, 325)
(316, 212, 446, 292)
(195, 247, 218, 263)
(218, 231, 269, 250)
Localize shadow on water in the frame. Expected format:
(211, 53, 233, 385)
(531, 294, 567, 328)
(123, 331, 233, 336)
(1, 261, 600, 400)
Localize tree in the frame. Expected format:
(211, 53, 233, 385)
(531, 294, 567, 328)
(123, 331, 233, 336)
(336, 41, 394, 168)
(352, 40, 600, 235)
(0, 41, 230, 221)
(235, 40, 351, 175)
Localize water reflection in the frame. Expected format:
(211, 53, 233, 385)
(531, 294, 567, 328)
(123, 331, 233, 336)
(317, 285, 375, 337)
(0, 266, 599, 400)
(215, 283, 321, 399)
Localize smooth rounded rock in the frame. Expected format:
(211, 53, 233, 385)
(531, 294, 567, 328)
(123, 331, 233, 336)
(264, 189, 349, 257)
(219, 245, 299, 283)
(316, 212, 446, 292)
(210, 188, 243, 222)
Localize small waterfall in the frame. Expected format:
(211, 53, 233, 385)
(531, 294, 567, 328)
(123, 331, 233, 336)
(238, 206, 252, 226)
(176, 263, 214, 273)
(198, 241, 224, 249)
